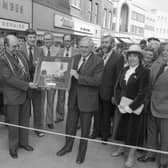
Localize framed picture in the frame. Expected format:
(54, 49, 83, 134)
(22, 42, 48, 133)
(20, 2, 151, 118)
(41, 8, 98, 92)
(33, 56, 74, 90)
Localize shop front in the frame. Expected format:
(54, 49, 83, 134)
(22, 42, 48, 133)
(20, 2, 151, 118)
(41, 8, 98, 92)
(33, 2, 101, 47)
(0, 0, 32, 37)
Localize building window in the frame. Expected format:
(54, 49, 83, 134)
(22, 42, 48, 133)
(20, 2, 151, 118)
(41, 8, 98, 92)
(131, 11, 145, 23)
(71, 0, 81, 9)
(108, 11, 112, 29)
(103, 8, 107, 28)
(113, 8, 117, 16)
(95, 3, 99, 24)
(88, 0, 93, 22)
(112, 23, 116, 31)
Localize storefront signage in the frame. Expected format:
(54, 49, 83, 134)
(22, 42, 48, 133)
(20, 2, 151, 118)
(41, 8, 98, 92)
(54, 14, 74, 29)
(0, 18, 29, 31)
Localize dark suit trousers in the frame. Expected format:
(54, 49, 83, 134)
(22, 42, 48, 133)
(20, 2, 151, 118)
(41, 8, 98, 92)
(56, 90, 65, 120)
(6, 97, 30, 151)
(30, 89, 43, 129)
(93, 96, 115, 139)
(65, 99, 93, 159)
(147, 115, 168, 165)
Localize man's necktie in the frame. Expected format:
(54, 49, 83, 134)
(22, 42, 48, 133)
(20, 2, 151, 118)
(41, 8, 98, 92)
(29, 46, 33, 66)
(47, 46, 50, 57)
(78, 57, 86, 73)
(29, 46, 34, 81)
(65, 48, 69, 57)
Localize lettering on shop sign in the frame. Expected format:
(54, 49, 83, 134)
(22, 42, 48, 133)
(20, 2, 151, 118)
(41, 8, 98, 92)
(0, 0, 24, 14)
(0, 18, 29, 31)
(80, 27, 91, 33)
(54, 14, 74, 29)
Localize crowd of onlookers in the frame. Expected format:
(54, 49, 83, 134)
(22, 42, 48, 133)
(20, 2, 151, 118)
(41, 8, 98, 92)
(0, 29, 168, 168)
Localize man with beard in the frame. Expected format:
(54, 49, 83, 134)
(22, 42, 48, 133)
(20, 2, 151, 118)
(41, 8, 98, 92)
(91, 35, 123, 143)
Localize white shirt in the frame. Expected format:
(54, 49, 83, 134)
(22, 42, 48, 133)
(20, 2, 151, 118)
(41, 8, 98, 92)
(77, 54, 91, 71)
(103, 49, 113, 66)
(124, 64, 139, 84)
(63, 47, 72, 57)
(42, 45, 60, 57)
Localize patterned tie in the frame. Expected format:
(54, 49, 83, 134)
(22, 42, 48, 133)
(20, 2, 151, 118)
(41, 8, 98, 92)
(47, 46, 50, 57)
(65, 48, 69, 57)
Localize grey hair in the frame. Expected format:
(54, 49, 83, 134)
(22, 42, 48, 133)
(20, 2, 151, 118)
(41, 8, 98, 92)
(80, 36, 94, 47)
(43, 32, 54, 40)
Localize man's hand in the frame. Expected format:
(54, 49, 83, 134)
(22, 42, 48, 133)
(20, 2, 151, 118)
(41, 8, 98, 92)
(70, 69, 79, 80)
(29, 82, 38, 89)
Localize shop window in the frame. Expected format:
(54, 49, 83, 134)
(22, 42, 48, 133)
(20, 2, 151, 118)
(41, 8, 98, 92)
(108, 11, 112, 29)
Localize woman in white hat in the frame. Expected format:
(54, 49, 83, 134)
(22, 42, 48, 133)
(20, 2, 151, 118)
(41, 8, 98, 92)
(112, 44, 150, 168)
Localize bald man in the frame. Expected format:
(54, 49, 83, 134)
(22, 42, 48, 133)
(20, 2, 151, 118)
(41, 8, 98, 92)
(1, 35, 35, 158)
(56, 37, 104, 164)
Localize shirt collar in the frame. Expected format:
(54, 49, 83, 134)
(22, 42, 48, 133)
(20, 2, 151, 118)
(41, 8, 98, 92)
(129, 64, 139, 71)
(81, 53, 91, 62)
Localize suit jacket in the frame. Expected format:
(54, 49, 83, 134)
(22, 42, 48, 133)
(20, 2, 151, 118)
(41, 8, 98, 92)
(150, 58, 168, 118)
(0, 50, 30, 105)
(114, 64, 150, 111)
(20, 44, 44, 81)
(68, 53, 104, 112)
(56, 47, 79, 57)
(99, 50, 123, 101)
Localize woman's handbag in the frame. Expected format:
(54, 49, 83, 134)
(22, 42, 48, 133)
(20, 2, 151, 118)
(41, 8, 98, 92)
(118, 96, 144, 115)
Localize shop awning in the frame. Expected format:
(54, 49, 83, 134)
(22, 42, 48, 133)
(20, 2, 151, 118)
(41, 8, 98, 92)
(120, 38, 133, 43)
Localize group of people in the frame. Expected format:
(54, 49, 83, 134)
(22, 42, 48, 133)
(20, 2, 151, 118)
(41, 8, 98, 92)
(0, 28, 168, 168)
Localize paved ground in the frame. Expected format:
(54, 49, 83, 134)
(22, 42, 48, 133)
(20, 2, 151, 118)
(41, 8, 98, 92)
(0, 118, 157, 168)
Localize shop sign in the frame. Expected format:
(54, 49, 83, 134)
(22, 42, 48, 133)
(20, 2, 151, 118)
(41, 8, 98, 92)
(54, 14, 74, 29)
(0, 18, 29, 31)
(73, 18, 95, 35)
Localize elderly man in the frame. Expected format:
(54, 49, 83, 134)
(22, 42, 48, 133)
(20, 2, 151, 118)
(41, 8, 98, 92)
(56, 37, 104, 164)
(41, 32, 60, 129)
(1, 35, 36, 158)
(20, 28, 45, 137)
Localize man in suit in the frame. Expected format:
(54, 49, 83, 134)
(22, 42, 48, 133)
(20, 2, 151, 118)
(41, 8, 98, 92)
(20, 29, 45, 137)
(148, 43, 168, 168)
(0, 35, 35, 158)
(55, 34, 79, 123)
(56, 37, 104, 164)
(91, 35, 123, 142)
(41, 32, 60, 129)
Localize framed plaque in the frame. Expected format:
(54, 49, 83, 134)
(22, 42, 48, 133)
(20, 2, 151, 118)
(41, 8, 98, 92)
(33, 57, 74, 90)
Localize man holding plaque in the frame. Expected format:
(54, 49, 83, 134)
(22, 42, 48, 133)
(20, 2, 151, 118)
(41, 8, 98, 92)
(1, 35, 35, 158)
(56, 37, 104, 164)
(55, 34, 79, 123)
(41, 32, 60, 129)
(20, 29, 45, 137)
